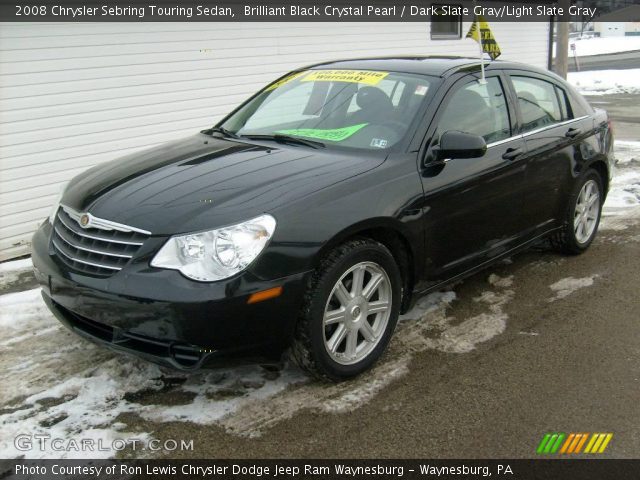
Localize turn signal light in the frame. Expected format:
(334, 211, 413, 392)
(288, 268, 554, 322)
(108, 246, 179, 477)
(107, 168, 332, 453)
(247, 286, 283, 304)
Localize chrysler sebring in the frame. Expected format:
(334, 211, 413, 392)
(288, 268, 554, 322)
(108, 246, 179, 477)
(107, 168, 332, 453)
(32, 57, 613, 380)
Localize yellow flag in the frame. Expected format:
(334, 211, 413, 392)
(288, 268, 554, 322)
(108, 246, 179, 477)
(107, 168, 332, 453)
(466, 16, 501, 60)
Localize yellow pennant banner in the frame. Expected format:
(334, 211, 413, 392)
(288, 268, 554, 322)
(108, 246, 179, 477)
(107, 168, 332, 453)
(466, 16, 501, 60)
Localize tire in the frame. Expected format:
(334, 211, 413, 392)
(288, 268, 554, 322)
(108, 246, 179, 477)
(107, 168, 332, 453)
(291, 239, 402, 381)
(551, 169, 604, 255)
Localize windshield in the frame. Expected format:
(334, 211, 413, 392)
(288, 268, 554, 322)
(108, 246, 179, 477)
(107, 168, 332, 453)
(220, 69, 436, 151)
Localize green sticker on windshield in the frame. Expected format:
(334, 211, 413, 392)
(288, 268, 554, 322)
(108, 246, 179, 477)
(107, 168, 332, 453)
(276, 123, 368, 142)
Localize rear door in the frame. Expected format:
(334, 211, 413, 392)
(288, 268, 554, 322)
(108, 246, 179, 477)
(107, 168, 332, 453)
(505, 72, 593, 236)
(418, 72, 528, 283)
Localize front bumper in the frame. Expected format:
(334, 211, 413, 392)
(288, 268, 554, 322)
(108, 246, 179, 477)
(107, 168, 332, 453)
(32, 221, 310, 370)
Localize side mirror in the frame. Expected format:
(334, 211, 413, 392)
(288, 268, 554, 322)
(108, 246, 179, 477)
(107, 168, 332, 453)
(435, 131, 487, 161)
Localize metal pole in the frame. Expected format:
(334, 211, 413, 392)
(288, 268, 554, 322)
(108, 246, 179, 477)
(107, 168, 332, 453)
(473, 1, 486, 84)
(555, 0, 571, 79)
(477, 16, 486, 83)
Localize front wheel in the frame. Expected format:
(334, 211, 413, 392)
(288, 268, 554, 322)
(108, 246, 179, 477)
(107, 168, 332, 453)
(552, 169, 603, 254)
(291, 239, 402, 381)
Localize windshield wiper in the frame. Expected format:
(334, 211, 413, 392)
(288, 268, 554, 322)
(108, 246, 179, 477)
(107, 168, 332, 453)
(243, 134, 325, 149)
(209, 126, 240, 139)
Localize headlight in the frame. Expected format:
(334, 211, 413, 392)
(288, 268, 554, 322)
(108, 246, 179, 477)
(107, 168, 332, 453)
(48, 182, 68, 224)
(150, 215, 276, 282)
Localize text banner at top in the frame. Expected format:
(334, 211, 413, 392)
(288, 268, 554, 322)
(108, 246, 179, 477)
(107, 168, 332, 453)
(1, 1, 624, 22)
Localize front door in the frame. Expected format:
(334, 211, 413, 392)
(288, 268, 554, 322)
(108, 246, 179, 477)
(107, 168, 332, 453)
(419, 73, 528, 284)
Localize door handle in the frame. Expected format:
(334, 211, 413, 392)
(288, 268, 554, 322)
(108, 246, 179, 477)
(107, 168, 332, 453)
(502, 147, 523, 161)
(565, 127, 582, 138)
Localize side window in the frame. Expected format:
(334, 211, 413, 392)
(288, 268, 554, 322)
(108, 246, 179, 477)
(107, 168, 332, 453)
(438, 77, 511, 143)
(512, 76, 562, 132)
(567, 87, 593, 117)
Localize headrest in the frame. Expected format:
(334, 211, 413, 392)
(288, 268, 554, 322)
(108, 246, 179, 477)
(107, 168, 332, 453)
(356, 86, 393, 111)
(450, 90, 487, 113)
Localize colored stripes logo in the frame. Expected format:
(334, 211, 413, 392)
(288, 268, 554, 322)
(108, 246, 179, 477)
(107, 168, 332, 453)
(537, 433, 613, 454)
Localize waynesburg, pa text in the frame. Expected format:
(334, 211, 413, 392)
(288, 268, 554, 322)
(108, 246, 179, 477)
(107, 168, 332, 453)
(15, 463, 514, 477)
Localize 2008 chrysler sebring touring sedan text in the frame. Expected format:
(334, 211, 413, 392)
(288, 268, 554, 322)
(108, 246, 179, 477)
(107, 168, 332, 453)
(32, 57, 613, 380)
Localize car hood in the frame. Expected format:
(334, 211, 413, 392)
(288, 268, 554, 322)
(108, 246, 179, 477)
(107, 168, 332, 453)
(62, 134, 384, 235)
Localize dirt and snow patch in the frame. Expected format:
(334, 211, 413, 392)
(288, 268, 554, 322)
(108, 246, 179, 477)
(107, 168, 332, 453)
(0, 276, 516, 454)
(405, 288, 512, 355)
(614, 141, 640, 166)
(605, 170, 640, 210)
(0, 257, 34, 294)
(0, 257, 32, 275)
(488, 274, 514, 288)
(518, 331, 539, 336)
(548, 276, 597, 302)
(601, 142, 640, 230)
(224, 282, 513, 435)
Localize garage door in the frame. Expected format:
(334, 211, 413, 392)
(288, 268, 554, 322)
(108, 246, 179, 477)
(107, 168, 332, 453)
(0, 21, 549, 260)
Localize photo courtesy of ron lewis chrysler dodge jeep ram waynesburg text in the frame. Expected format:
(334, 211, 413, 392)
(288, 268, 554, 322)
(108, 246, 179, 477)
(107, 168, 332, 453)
(31, 57, 613, 381)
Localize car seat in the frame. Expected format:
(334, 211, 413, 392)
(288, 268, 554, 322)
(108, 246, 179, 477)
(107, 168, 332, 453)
(349, 86, 395, 125)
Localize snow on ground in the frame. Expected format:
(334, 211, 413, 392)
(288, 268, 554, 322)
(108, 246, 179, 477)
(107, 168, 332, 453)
(1, 140, 639, 459)
(568, 36, 640, 57)
(0, 257, 32, 273)
(605, 169, 640, 210)
(614, 141, 640, 165)
(601, 141, 640, 229)
(568, 68, 640, 95)
(488, 273, 514, 288)
(0, 257, 33, 289)
(0, 291, 307, 459)
(554, 36, 640, 57)
(0, 277, 515, 457)
(548, 276, 597, 302)
(399, 282, 512, 355)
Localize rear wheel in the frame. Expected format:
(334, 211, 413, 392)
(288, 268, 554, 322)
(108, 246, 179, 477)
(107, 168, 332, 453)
(291, 239, 401, 381)
(552, 170, 603, 254)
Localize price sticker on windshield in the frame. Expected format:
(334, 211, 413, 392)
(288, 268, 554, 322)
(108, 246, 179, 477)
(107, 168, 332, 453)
(302, 70, 389, 85)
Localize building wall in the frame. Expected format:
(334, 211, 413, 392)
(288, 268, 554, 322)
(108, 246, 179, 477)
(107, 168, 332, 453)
(0, 21, 550, 260)
(594, 21, 640, 36)
(594, 21, 627, 37)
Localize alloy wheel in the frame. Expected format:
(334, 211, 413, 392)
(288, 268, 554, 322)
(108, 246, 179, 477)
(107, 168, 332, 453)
(574, 179, 600, 244)
(322, 261, 392, 365)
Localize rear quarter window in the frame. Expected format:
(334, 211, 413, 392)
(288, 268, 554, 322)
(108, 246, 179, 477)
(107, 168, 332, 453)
(566, 84, 594, 118)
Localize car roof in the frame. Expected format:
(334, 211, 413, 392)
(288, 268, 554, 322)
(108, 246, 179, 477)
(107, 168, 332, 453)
(304, 56, 557, 80)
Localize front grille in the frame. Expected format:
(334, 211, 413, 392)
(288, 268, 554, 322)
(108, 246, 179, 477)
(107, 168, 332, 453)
(52, 206, 150, 277)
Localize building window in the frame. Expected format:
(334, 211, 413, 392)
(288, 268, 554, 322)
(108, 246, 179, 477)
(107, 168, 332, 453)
(430, 4, 462, 39)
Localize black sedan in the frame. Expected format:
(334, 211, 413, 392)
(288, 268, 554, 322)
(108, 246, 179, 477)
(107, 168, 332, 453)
(32, 57, 613, 380)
